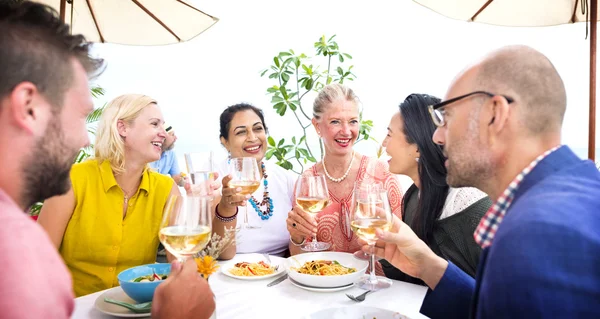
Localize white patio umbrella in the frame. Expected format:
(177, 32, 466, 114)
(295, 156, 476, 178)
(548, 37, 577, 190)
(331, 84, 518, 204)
(414, 0, 598, 160)
(35, 0, 218, 46)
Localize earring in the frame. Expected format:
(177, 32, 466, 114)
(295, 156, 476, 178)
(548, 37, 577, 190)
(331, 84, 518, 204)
(227, 151, 232, 164)
(415, 157, 419, 163)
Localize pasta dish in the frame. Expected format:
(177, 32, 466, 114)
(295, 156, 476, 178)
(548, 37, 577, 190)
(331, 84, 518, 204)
(291, 260, 356, 276)
(229, 261, 276, 276)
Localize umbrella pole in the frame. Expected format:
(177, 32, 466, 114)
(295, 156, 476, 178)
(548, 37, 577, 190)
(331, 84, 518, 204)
(59, 0, 66, 22)
(590, 0, 597, 161)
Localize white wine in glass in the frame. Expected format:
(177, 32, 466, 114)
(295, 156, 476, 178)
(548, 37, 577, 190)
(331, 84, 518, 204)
(229, 157, 262, 229)
(351, 182, 393, 291)
(295, 175, 331, 252)
(159, 195, 212, 261)
(296, 196, 329, 214)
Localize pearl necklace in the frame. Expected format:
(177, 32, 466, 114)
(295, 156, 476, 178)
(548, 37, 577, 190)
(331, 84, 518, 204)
(322, 151, 355, 183)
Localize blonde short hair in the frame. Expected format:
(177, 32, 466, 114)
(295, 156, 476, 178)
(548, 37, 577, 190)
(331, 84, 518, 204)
(94, 94, 157, 175)
(312, 83, 360, 120)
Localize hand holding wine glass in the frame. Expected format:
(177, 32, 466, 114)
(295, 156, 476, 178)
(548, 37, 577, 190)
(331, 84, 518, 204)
(228, 157, 261, 229)
(294, 175, 331, 251)
(159, 195, 213, 262)
(184, 152, 218, 197)
(351, 182, 393, 291)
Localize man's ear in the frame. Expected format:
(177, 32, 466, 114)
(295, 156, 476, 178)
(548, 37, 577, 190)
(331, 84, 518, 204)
(7, 82, 48, 134)
(486, 95, 511, 142)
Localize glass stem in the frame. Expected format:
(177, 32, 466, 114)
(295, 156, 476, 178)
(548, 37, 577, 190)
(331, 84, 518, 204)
(244, 204, 249, 227)
(369, 243, 377, 284)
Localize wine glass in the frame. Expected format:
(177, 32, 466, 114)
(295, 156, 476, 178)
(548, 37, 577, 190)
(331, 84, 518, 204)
(228, 157, 262, 229)
(184, 151, 216, 197)
(351, 182, 393, 291)
(295, 175, 331, 251)
(159, 194, 213, 262)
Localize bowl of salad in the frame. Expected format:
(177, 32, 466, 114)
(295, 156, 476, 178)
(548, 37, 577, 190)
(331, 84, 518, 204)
(117, 263, 171, 303)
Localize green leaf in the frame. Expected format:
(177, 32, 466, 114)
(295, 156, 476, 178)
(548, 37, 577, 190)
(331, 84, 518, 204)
(279, 51, 292, 56)
(265, 148, 275, 159)
(280, 161, 293, 170)
(279, 86, 289, 99)
(90, 86, 105, 99)
(307, 155, 317, 162)
(305, 78, 314, 90)
(295, 150, 301, 159)
(268, 136, 276, 146)
(337, 66, 343, 75)
(298, 148, 309, 157)
(274, 57, 280, 68)
(292, 136, 297, 145)
(277, 138, 285, 147)
(260, 69, 269, 77)
(288, 102, 297, 111)
(299, 136, 306, 144)
(339, 55, 344, 63)
(343, 53, 353, 59)
(267, 86, 279, 93)
(268, 73, 278, 79)
(281, 72, 290, 82)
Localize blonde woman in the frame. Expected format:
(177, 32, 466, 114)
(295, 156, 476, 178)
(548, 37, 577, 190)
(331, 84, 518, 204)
(286, 84, 403, 260)
(38, 94, 179, 296)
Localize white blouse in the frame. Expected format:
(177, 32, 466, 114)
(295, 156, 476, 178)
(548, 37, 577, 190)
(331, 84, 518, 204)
(215, 159, 296, 256)
(439, 187, 488, 220)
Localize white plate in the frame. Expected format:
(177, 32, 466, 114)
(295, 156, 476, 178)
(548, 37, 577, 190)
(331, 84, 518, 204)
(286, 252, 369, 288)
(221, 255, 285, 281)
(304, 306, 412, 319)
(289, 277, 354, 292)
(93, 287, 151, 318)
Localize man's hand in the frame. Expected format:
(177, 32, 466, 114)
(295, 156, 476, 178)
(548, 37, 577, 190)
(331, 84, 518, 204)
(362, 215, 448, 289)
(152, 259, 215, 319)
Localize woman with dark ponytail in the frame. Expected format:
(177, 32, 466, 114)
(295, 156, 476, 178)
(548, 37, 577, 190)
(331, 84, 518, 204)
(381, 93, 492, 284)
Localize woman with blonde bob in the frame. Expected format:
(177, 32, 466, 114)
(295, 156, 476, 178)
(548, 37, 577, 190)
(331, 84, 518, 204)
(38, 94, 178, 296)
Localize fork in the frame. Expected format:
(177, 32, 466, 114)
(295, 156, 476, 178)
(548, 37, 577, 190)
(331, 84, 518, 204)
(346, 290, 373, 302)
(262, 253, 279, 271)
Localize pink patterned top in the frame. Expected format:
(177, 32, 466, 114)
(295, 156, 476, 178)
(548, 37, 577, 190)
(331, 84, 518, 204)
(305, 156, 403, 253)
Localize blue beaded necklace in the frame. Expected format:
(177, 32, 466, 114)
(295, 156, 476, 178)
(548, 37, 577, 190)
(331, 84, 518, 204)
(248, 162, 274, 220)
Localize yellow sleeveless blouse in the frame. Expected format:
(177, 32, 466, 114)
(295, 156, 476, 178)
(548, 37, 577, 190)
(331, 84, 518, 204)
(60, 159, 173, 296)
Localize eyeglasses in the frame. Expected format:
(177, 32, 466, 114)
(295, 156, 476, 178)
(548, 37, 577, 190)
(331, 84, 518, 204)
(428, 91, 514, 127)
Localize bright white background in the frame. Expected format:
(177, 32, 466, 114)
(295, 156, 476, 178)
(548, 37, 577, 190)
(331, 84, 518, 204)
(90, 0, 599, 168)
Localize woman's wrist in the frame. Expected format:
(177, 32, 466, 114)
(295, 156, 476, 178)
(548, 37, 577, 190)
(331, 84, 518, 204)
(215, 203, 238, 222)
(216, 201, 237, 217)
(289, 235, 306, 246)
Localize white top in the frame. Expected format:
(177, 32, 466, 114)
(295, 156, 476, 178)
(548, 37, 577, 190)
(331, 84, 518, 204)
(439, 187, 487, 220)
(216, 159, 296, 256)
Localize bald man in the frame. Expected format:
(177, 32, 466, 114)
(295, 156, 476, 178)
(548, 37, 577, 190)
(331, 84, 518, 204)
(366, 46, 600, 318)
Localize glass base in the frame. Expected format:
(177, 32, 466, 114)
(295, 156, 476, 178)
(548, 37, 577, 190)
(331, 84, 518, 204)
(356, 275, 392, 291)
(301, 241, 331, 252)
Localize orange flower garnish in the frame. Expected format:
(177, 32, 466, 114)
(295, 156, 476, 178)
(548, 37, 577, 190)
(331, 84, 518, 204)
(195, 255, 219, 279)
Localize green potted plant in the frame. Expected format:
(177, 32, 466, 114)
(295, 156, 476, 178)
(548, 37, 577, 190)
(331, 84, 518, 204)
(261, 35, 377, 174)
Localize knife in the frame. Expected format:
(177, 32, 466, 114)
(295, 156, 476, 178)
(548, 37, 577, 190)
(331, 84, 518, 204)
(266, 274, 288, 287)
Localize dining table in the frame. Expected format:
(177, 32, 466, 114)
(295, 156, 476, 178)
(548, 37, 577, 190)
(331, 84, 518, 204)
(72, 253, 429, 319)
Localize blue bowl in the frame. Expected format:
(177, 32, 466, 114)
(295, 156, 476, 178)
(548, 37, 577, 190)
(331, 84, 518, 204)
(117, 263, 171, 303)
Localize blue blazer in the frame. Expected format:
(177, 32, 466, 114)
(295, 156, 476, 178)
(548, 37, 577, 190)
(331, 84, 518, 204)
(420, 146, 600, 318)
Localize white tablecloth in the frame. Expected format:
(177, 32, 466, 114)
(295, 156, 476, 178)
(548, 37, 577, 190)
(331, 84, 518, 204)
(73, 254, 429, 319)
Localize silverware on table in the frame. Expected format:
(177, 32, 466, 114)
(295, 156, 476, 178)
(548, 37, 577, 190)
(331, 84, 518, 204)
(262, 253, 279, 270)
(266, 274, 288, 287)
(346, 290, 373, 302)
